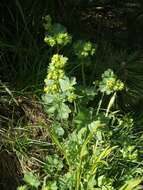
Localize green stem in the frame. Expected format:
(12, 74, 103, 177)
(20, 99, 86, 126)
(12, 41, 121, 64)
(76, 159, 82, 190)
(76, 132, 93, 190)
(96, 93, 104, 116)
(105, 92, 116, 117)
(47, 126, 70, 167)
(81, 61, 86, 86)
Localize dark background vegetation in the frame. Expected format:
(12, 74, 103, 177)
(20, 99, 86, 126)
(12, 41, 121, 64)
(1, 0, 143, 105)
(1, 0, 143, 85)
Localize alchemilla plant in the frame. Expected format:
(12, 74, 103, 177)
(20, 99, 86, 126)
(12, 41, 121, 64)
(18, 16, 143, 190)
(41, 16, 77, 120)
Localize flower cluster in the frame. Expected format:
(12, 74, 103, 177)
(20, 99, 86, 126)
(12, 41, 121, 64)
(43, 15, 72, 47)
(99, 69, 124, 94)
(73, 40, 96, 58)
(44, 54, 76, 103)
(44, 54, 67, 94)
(51, 54, 68, 69)
(67, 92, 77, 103)
(44, 33, 72, 47)
(44, 36, 56, 47)
(56, 33, 72, 46)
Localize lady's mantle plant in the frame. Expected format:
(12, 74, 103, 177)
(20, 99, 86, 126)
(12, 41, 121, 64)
(18, 16, 143, 190)
(42, 16, 76, 120)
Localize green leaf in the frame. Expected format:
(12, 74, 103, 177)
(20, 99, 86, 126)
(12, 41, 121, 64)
(58, 103, 71, 119)
(17, 186, 27, 190)
(119, 178, 142, 190)
(87, 175, 96, 190)
(59, 77, 76, 92)
(74, 108, 91, 127)
(77, 127, 87, 144)
(53, 123, 65, 136)
(52, 23, 66, 34)
(44, 181, 58, 190)
(80, 144, 88, 158)
(43, 93, 54, 104)
(88, 120, 105, 133)
(47, 105, 57, 114)
(24, 172, 40, 188)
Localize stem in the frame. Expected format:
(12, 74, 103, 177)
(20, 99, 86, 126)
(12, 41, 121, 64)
(76, 159, 82, 190)
(105, 92, 116, 117)
(96, 93, 104, 116)
(81, 61, 86, 86)
(47, 126, 70, 167)
(76, 133, 93, 190)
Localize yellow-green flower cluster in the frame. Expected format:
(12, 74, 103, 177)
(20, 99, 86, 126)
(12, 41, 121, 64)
(56, 33, 72, 46)
(73, 40, 96, 58)
(51, 54, 68, 69)
(44, 82, 59, 94)
(44, 33, 72, 47)
(67, 92, 77, 103)
(44, 54, 68, 94)
(113, 79, 124, 91)
(44, 36, 56, 47)
(106, 78, 124, 92)
(44, 54, 77, 103)
(106, 78, 124, 91)
(106, 78, 116, 90)
(43, 15, 72, 47)
(99, 69, 125, 95)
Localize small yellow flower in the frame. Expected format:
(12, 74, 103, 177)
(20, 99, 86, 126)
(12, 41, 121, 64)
(58, 70, 64, 78)
(47, 72, 53, 80)
(67, 93, 77, 102)
(51, 54, 68, 69)
(106, 78, 116, 90)
(44, 86, 49, 93)
(51, 83, 59, 93)
(44, 36, 56, 47)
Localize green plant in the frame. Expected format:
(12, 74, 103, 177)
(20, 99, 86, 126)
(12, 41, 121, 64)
(15, 16, 143, 190)
(1, 1, 143, 190)
(38, 16, 143, 190)
(42, 16, 76, 120)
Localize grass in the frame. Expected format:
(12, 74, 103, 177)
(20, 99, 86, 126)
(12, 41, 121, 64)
(0, 0, 57, 91)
